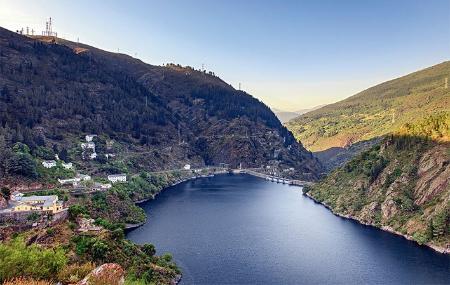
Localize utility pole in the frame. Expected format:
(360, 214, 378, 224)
(392, 110, 395, 124)
(238, 83, 241, 90)
(445, 77, 448, 89)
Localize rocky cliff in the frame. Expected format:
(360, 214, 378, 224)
(305, 113, 450, 253)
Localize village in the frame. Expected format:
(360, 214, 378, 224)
(0, 131, 306, 233)
(0, 134, 132, 226)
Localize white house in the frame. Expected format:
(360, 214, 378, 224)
(61, 162, 73, 169)
(81, 142, 95, 150)
(92, 182, 112, 191)
(105, 153, 116, 159)
(107, 174, 127, 183)
(85, 134, 97, 142)
(42, 160, 57, 168)
(58, 178, 80, 185)
(77, 174, 91, 181)
(183, 164, 191, 170)
(10, 191, 24, 201)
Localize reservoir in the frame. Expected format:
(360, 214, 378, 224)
(127, 174, 450, 284)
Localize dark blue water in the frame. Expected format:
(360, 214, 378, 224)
(127, 174, 450, 284)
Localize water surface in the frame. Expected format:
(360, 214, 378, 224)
(127, 174, 450, 284)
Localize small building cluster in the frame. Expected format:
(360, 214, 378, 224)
(81, 135, 97, 160)
(42, 159, 72, 170)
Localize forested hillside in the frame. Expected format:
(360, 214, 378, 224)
(305, 113, 450, 252)
(287, 62, 450, 152)
(0, 27, 321, 181)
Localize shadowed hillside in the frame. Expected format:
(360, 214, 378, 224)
(0, 27, 321, 180)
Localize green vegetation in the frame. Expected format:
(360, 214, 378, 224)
(308, 113, 450, 248)
(0, 238, 67, 282)
(287, 61, 450, 151)
(79, 171, 190, 225)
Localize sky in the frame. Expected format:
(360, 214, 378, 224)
(0, 0, 449, 111)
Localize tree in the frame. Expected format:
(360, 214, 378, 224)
(68, 204, 88, 220)
(142, 243, 156, 257)
(8, 152, 38, 178)
(0, 187, 10, 200)
(58, 148, 70, 162)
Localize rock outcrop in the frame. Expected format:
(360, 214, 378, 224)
(78, 263, 125, 285)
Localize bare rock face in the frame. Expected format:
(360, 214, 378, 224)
(359, 201, 379, 223)
(415, 145, 450, 205)
(381, 199, 399, 222)
(78, 263, 125, 285)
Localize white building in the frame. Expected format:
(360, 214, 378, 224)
(10, 191, 24, 201)
(85, 134, 97, 142)
(107, 174, 127, 183)
(10, 194, 63, 214)
(77, 174, 91, 181)
(42, 160, 57, 168)
(105, 153, 116, 159)
(61, 162, 73, 169)
(89, 152, 97, 159)
(183, 164, 191, 170)
(81, 142, 95, 150)
(92, 182, 112, 191)
(58, 178, 80, 185)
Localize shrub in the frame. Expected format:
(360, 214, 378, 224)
(68, 204, 88, 220)
(0, 238, 67, 281)
(57, 262, 96, 283)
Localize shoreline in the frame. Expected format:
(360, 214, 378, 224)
(303, 192, 450, 255)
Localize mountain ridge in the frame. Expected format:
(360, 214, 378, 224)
(0, 27, 322, 181)
(287, 61, 450, 152)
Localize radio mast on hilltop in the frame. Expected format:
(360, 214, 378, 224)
(42, 17, 57, 37)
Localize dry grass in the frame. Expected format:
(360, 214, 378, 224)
(2, 277, 53, 285)
(57, 262, 96, 284)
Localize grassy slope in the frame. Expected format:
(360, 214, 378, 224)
(287, 61, 450, 152)
(306, 113, 450, 249)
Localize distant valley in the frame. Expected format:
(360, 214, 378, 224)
(273, 105, 326, 123)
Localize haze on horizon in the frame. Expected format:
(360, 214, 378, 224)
(0, 0, 448, 111)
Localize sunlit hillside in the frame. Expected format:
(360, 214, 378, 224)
(287, 61, 450, 152)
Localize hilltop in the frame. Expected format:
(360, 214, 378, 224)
(287, 62, 450, 152)
(0, 27, 322, 182)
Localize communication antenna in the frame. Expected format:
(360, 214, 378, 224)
(239, 83, 241, 90)
(445, 77, 448, 89)
(42, 17, 57, 37)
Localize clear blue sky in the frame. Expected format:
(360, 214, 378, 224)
(1, 0, 449, 110)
